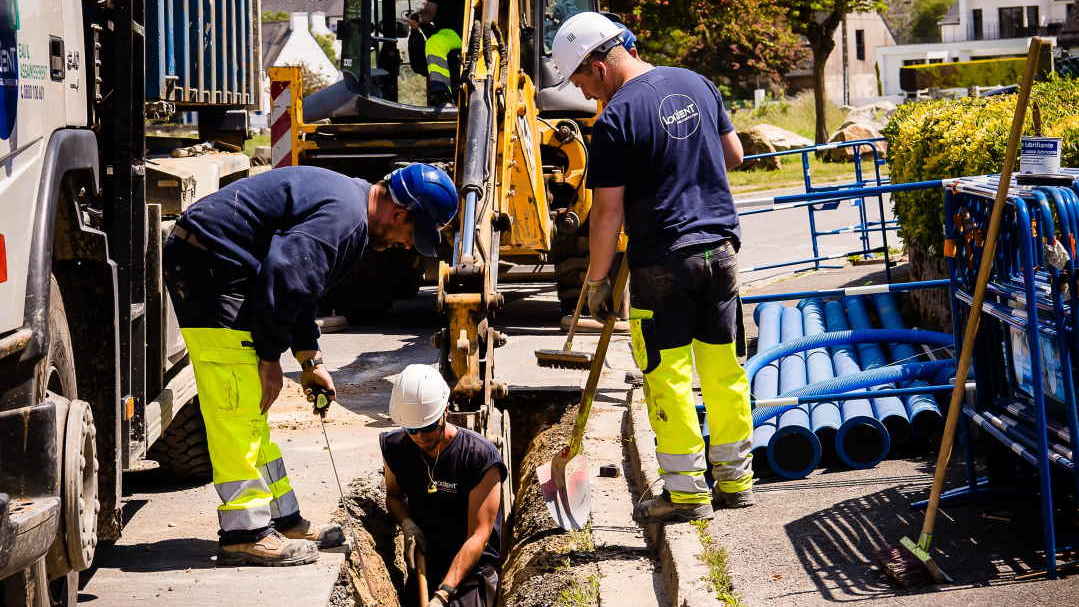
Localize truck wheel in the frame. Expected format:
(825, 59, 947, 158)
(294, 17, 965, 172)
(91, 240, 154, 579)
(34, 277, 78, 403)
(62, 400, 98, 572)
(148, 400, 212, 484)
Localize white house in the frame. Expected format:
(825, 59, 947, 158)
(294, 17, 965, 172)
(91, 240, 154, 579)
(786, 11, 896, 105)
(257, 11, 342, 120)
(939, 0, 1075, 42)
(874, 0, 1071, 96)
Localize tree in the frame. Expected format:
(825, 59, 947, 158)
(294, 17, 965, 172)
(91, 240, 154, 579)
(781, 0, 887, 143)
(610, 0, 807, 99)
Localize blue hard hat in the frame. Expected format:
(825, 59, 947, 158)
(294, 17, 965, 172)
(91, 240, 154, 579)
(387, 163, 458, 257)
(615, 23, 636, 51)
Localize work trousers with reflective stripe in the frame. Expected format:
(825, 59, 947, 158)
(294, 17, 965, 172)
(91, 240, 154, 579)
(628, 240, 753, 504)
(182, 328, 301, 539)
(425, 28, 461, 93)
(165, 237, 302, 543)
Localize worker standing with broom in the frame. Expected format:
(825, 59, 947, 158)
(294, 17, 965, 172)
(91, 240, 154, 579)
(551, 12, 753, 523)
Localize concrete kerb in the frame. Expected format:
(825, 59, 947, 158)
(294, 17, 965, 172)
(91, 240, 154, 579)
(623, 388, 724, 607)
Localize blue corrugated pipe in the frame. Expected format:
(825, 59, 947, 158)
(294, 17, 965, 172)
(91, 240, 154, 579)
(871, 292, 944, 438)
(744, 328, 955, 380)
(797, 299, 841, 458)
(750, 302, 784, 475)
(845, 296, 912, 447)
(823, 301, 891, 469)
(769, 307, 822, 479)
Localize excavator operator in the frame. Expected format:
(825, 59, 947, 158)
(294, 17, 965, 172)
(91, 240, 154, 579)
(407, 0, 466, 107)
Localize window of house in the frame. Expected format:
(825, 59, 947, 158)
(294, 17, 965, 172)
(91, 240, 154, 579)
(855, 29, 865, 61)
(972, 9, 984, 40)
(999, 6, 1024, 38)
(1026, 6, 1039, 34)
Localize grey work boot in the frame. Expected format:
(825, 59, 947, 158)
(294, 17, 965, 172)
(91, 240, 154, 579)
(633, 493, 714, 524)
(712, 487, 756, 509)
(217, 529, 319, 567)
(279, 516, 347, 549)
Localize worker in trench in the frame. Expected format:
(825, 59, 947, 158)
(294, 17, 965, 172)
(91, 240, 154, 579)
(381, 364, 505, 607)
(552, 12, 753, 523)
(162, 164, 458, 566)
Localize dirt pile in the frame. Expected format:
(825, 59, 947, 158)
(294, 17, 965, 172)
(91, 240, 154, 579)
(328, 473, 405, 607)
(500, 405, 601, 607)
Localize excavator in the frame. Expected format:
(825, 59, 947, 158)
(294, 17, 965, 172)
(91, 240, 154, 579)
(269, 0, 612, 431)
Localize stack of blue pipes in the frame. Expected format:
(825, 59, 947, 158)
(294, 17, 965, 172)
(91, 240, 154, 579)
(746, 293, 946, 479)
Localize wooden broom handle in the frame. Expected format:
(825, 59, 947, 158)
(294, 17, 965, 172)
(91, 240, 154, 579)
(920, 37, 1047, 542)
(417, 551, 429, 607)
(562, 264, 591, 352)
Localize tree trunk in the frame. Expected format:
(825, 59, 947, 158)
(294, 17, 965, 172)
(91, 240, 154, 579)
(812, 47, 829, 145)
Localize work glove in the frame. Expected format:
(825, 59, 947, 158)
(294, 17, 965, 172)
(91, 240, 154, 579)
(429, 596, 447, 607)
(401, 518, 426, 569)
(586, 277, 614, 322)
(302, 364, 337, 417)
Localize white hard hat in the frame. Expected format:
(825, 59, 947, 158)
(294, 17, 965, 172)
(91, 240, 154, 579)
(389, 364, 451, 428)
(550, 11, 624, 85)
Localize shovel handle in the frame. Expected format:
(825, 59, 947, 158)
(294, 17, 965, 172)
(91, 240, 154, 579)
(417, 551, 429, 607)
(567, 257, 631, 458)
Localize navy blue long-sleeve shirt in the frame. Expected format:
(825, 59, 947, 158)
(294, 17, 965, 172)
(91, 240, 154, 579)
(178, 166, 370, 360)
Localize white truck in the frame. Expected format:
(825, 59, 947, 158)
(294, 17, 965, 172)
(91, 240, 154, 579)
(0, 2, 259, 604)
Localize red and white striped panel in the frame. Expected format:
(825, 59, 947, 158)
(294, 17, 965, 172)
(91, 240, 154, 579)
(270, 80, 293, 168)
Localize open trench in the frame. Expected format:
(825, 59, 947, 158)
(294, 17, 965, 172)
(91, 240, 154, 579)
(326, 389, 605, 607)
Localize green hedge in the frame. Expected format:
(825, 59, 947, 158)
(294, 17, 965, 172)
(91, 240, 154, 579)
(899, 57, 1026, 91)
(883, 77, 1079, 256)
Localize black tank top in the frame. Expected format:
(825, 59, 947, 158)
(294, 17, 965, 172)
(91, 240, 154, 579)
(380, 427, 506, 579)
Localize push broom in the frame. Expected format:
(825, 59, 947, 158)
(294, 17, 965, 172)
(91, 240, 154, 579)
(875, 36, 1048, 587)
(535, 264, 596, 370)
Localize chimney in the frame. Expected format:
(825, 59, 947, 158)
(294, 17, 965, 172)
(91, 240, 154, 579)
(290, 12, 309, 32)
(310, 11, 333, 37)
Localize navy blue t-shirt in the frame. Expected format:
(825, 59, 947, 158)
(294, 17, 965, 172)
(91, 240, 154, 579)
(586, 66, 739, 266)
(178, 166, 370, 360)
(380, 427, 506, 583)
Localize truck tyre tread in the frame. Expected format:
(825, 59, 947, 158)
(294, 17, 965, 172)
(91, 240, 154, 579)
(148, 401, 212, 484)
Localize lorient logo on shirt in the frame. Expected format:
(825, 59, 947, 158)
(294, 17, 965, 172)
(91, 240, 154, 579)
(433, 480, 458, 495)
(657, 93, 701, 140)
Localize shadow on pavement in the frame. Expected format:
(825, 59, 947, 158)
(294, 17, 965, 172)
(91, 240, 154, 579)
(782, 483, 1053, 603)
(87, 538, 221, 573)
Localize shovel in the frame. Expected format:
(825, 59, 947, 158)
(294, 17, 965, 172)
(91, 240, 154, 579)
(538, 257, 631, 531)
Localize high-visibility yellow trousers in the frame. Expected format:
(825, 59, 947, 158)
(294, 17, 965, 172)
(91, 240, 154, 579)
(182, 328, 300, 533)
(628, 241, 753, 504)
(425, 28, 461, 90)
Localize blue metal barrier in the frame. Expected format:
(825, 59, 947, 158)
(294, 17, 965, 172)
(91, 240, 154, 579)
(736, 138, 899, 277)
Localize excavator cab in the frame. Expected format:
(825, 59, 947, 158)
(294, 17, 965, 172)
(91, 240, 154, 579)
(304, 0, 600, 122)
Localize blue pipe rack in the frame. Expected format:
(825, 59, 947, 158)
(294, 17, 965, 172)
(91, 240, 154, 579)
(942, 169, 1079, 579)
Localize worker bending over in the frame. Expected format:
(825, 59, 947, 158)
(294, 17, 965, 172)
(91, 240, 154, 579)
(382, 365, 505, 606)
(164, 164, 458, 565)
(553, 13, 753, 523)
(408, 0, 465, 107)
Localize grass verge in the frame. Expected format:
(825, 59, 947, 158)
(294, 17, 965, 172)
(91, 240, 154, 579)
(728, 159, 888, 195)
(244, 133, 270, 158)
(691, 519, 744, 607)
(555, 570, 599, 607)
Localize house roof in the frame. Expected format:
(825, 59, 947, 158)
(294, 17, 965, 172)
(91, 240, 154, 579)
(262, 0, 343, 17)
(939, 1, 960, 26)
(262, 20, 292, 67)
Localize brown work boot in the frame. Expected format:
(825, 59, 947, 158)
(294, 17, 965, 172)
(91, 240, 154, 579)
(217, 529, 319, 567)
(712, 487, 756, 509)
(279, 516, 346, 549)
(632, 493, 714, 524)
